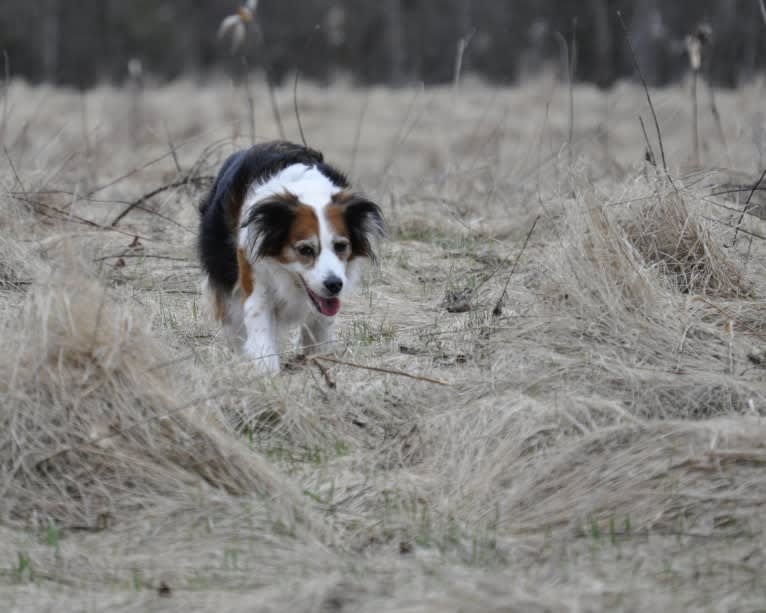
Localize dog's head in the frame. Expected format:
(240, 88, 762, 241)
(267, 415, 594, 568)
(242, 186, 385, 317)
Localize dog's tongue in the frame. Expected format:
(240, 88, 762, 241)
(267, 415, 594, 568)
(316, 295, 341, 317)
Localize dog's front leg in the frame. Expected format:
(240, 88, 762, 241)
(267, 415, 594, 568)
(243, 288, 280, 374)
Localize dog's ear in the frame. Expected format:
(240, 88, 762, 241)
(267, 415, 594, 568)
(340, 194, 387, 263)
(241, 193, 299, 259)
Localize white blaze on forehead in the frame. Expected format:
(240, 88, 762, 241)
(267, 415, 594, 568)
(248, 164, 340, 209)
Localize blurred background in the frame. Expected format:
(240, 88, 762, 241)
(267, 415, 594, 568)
(1, 0, 764, 90)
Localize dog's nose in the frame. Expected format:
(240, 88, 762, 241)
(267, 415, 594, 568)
(323, 276, 343, 296)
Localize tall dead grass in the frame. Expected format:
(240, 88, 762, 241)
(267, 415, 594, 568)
(0, 257, 300, 528)
(2, 76, 766, 611)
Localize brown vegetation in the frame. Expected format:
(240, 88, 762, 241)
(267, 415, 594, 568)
(2, 74, 766, 610)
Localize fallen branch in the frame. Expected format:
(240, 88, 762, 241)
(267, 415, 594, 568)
(11, 194, 154, 241)
(492, 215, 540, 316)
(617, 11, 668, 175)
(310, 357, 336, 388)
(312, 355, 451, 387)
(731, 166, 766, 246)
(693, 296, 766, 343)
(110, 174, 213, 227)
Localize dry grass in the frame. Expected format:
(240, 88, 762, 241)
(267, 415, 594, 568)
(2, 73, 766, 611)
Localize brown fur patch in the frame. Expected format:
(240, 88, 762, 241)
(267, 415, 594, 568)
(278, 204, 319, 264)
(289, 205, 320, 243)
(326, 200, 350, 238)
(237, 247, 254, 298)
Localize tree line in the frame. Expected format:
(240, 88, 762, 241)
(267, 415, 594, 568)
(1, 0, 763, 89)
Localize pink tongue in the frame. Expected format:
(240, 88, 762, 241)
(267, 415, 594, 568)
(317, 296, 341, 317)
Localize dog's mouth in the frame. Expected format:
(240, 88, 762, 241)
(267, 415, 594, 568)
(301, 279, 341, 317)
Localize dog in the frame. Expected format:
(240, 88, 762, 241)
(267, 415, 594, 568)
(198, 141, 385, 373)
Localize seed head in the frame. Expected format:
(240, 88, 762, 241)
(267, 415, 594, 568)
(218, 0, 259, 52)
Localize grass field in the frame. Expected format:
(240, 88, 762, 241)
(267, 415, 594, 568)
(3, 73, 766, 611)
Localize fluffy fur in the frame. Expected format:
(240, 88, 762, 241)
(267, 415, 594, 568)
(198, 141, 385, 373)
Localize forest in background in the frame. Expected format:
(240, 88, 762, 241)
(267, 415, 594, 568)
(1, 0, 764, 89)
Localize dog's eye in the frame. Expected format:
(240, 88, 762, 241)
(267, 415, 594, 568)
(297, 245, 316, 258)
(333, 241, 349, 255)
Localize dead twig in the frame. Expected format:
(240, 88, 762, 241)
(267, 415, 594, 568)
(312, 356, 451, 387)
(703, 215, 766, 242)
(293, 24, 322, 148)
(164, 124, 182, 175)
(3, 145, 26, 193)
(693, 296, 766, 343)
(492, 215, 540, 317)
(0, 50, 9, 145)
(638, 116, 657, 167)
(12, 194, 154, 241)
(110, 174, 213, 227)
(617, 11, 668, 175)
(730, 167, 766, 246)
(265, 70, 286, 140)
(242, 55, 256, 145)
(554, 21, 577, 172)
(93, 253, 190, 263)
(309, 357, 336, 388)
(349, 91, 370, 177)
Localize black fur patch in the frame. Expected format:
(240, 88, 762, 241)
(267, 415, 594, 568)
(343, 196, 387, 263)
(198, 140, 348, 293)
(240, 194, 300, 259)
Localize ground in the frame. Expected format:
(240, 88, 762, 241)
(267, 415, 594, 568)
(2, 73, 766, 611)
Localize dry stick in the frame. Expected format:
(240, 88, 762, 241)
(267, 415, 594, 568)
(568, 20, 577, 173)
(706, 79, 731, 168)
(693, 296, 766, 343)
(293, 24, 322, 148)
(492, 215, 540, 317)
(22, 187, 194, 233)
(638, 115, 657, 167)
(691, 66, 700, 166)
(93, 253, 190, 263)
(453, 28, 476, 93)
(310, 357, 336, 389)
(702, 215, 766, 242)
(702, 38, 732, 168)
(87, 148, 196, 197)
(348, 91, 370, 178)
(12, 194, 154, 241)
(617, 11, 668, 175)
(241, 56, 256, 145)
(264, 70, 286, 140)
(164, 124, 182, 175)
(80, 92, 94, 185)
(312, 355, 451, 387)
(293, 66, 307, 147)
(0, 50, 9, 145)
(760, 0, 766, 24)
(711, 185, 766, 198)
(379, 84, 426, 182)
(110, 175, 213, 227)
(731, 166, 766, 246)
(555, 23, 577, 173)
(3, 145, 26, 193)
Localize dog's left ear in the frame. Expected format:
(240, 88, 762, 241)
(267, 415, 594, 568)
(338, 194, 387, 263)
